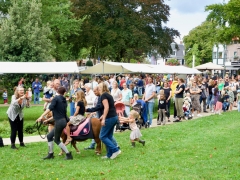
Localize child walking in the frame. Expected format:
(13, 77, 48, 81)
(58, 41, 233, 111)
(2, 89, 8, 104)
(43, 81, 53, 111)
(119, 110, 145, 147)
(215, 90, 224, 115)
(65, 91, 87, 145)
(157, 94, 167, 125)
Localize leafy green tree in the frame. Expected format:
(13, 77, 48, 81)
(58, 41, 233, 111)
(70, 0, 179, 62)
(41, 0, 84, 61)
(206, 0, 240, 43)
(86, 60, 93, 66)
(0, 0, 53, 62)
(183, 21, 217, 67)
(0, 0, 11, 16)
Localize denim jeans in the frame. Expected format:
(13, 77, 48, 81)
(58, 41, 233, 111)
(199, 96, 207, 112)
(125, 105, 130, 117)
(238, 101, 240, 112)
(99, 116, 119, 158)
(146, 102, 154, 125)
(70, 102, 76, 116)
(207, 94, 212, 107)
(34, 92, 40, 104)
(222, 102, 229, 112)
(138, 87, 143, 96)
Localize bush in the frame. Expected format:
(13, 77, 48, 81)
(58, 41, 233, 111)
(86, 60, 93, 66)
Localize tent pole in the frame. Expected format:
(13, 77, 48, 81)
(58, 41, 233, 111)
(103, 62, 104, 74)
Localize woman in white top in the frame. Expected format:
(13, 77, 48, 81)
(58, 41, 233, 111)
(121, 83, 133, 116)
(111, 81, 122, 102)
(7, 86, 30, 149)
(85, 83, 96, 109)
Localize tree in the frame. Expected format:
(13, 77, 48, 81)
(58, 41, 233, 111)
(0, 0, 11, 16)
(41, 0, 84, 61)
(70, 0, 179, 62)
(206, 0, 240, 43)
(183, 21, 217, 67)
(0, 0, 53, 62)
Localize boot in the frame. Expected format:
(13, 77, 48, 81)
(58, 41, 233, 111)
(11, 144, 18, 150)
(20, 142, 26, 147)
(157, 121, 161, 125)
(139, 140, 145, 146)
(65, 152, 73, 160)
(131, 142, 135, 147)
(43, 153, 54, 160)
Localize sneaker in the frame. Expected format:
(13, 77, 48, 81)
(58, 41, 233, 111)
(197, 114, 202, 117)
(185, 117, 188, 120)
(168, 119, 171, 122)
(101, 156, 109, 159)
(110, 150, 121, 159)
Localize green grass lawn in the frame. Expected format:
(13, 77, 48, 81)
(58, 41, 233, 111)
(0, 111, 240, 179)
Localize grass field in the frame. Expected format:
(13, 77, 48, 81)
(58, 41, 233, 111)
(0, 111, 239, 180)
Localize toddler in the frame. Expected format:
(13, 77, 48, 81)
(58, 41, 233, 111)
(157, 94, 167, 125)
(27, 88, 32, 101)
(43, 81, 53, 111)
(183, 100, 190, 120)
(184, 93, 192, 104)
(215, 90, 224, 115)
(2, 89, 8, 104)
(119, 110, 145, 147)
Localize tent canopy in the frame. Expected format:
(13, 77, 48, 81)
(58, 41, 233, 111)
(0, 62, 79, 74)
(194, 62, 224, 70)
(81, 61, 201, 74)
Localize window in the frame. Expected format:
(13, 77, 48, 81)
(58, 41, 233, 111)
(213, 52, 217, 58)
(234, 51, 237, 56)
(218, 52, 223, 59)
(171, 50, 176, 56)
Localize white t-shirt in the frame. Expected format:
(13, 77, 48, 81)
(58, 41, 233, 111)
(144, 83, 156, 103)
(111, 88, 122, 101)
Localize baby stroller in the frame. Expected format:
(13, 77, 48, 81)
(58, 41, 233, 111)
(114, 101, 129, 132)
(133, 99, 149, 128)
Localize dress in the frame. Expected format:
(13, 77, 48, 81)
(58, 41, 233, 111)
(129, 121, 142, 140)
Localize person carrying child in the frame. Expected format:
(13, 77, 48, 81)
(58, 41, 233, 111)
(157, 94, 167, 125)
(119, 110, 145, 147)
(2, 89, 8, 104)
(65, 91, 87, 145)
(43, 81, 53, 111)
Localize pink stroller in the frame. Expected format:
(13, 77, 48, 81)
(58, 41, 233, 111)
(114, 101, 128, 132)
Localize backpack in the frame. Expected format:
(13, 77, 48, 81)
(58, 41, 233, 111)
(0, 137, 4, 147)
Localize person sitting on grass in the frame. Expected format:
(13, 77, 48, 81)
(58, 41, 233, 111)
(119, 110, 145, 147)
(65, 91, 87, 145)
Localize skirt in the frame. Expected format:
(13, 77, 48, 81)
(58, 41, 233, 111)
(215, 101, 222, 111)
(69, 114, 85, 126)
(130, 129, 142, 140)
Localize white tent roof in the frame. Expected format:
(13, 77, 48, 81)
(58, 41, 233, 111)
(81, 61, 162, 74)
(0, 62, 79, 74)
(81, 61, 201, 74)
(194, 62, 224, 70)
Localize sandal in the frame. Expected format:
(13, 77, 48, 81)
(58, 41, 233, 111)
(65, 138, 72, 146)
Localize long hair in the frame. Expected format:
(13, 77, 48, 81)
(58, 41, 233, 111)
(213, 87, 219, 96)
(14, 86, 24, 99)
(99, 82, 110, 94)
(76, 91, 87, 107)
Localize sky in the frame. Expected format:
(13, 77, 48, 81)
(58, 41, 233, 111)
(165, 0, 228, 43)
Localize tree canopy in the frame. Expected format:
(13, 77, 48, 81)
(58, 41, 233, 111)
(70, 0, 180, 62)
(206, 0, 240, 43)
(183, 21, 217, 67)
(0, 0, 53, 62)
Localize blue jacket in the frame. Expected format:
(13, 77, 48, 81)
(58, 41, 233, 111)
(32, 82, 42, 93)
(86, 96, 103, 118)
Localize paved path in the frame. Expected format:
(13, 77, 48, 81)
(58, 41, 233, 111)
(3, 107, 232, 146)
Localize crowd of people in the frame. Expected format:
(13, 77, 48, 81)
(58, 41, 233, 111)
(4, 72, 240, 160)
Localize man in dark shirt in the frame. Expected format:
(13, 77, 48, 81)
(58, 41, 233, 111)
(136, 76, 144, 96)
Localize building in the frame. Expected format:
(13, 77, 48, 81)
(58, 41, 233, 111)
(156, 42, 185, 66)
(212, 39, 240, 76)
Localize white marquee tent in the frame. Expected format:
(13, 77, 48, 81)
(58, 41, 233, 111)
(81, 61, 201, 74)
(0, 62, 79, 74)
